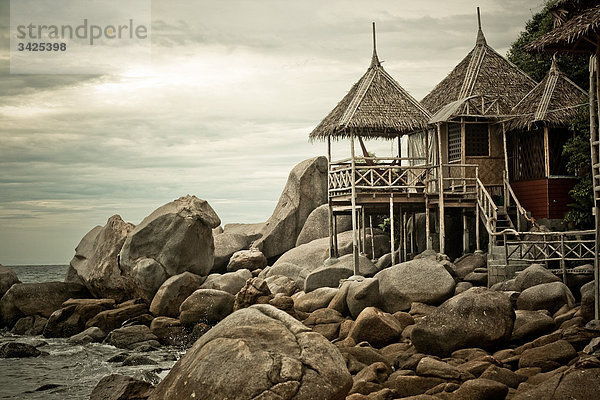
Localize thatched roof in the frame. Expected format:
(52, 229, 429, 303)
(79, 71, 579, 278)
(309, 25, 430, 141)
(504, 59, 587, 131)
(528, 2, 600, 53)
(422, 22, 537, 117)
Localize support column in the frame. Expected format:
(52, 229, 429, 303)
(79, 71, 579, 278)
(333, 214, 339, 258)
(410, 212, 416, 256)
(437, 123, 446, 255)
(390, 195, 396, 265)
(361, 207, 367, 255)
(476, 204, 481, 251)
(350, 131, 359, 276)
(592, 51, 600, 320)
(402, 211, 408, 262)
(463, 211, 469, 254)
(369, 216, 376, 261)
(327, 137, 335, 260)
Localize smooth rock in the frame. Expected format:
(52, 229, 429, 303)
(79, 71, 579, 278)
(149, 272, 204, 318)
(416, 357, 469, 380)
(0, 342, 41, 358)
(213, 232, 253, 273)
(43, 299, 114, 338)
(148, 304, 352, 400)
(511, 310, 555, 342)
(518, 340, 577, 371)
(375, 258, 455, 313)
(104, 325, 160, 349)
(453, 253, 487, 279)
(0, 265, 20, 299)
(516, 281, 575, 314)
(479, 365, 527, 389)
(86, 303, 148, 333)
(514, 264, 561, 291)
(296, 204, 352, 246)
(451, 378, 508, 400)
(293, 287, 338, 313)
(349, 307, 404, 348)
(179, 289, 235, 325)
(264, 275, 298, 296)
(200, 269, 252, 295)
(150, 317, 187, 346)
(226, 248, 267, 272)
(68, 327, 106, 345)
(66, 215, 135, 301)
(90, 374, 154, 400)
(384, 376, 445, 398)
(412, 287, 515, 356)
(512, 367, 600, 400)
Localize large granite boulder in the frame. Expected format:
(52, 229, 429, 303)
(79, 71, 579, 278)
(329, 278, 380, 318)
(179, 289, 235, 325)
(66, 215, 135, 301)
(512, 367, 600, 400)
(0, 265, 20, 299)
(516, 281, 575, 314)
(213, 230, 257, 273)
(411, 287, 515, 356)
(226, 248, 267, 272)
(44, 298, 115, 338)
(348, 307, 404, 348)
(253, 156, 328, 259)
(374, 258, 456, 313)
(86, 302, 149, 333)
(514, 264, 561, 291)
(148, 304, 352, 400)
(149, 272, 204, 318)
(90, 374, 154, 400)
(295, 204, 352, 247)
(200, 269, 252, 295)
(303, 255, 378, 292)
(0, 282, 89, 328)
(119, 195, 220, 300)
(104, 325, 160, 349)
(453, 253, 487, 279)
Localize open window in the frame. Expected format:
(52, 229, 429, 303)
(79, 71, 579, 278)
(465, 124, 489, 157)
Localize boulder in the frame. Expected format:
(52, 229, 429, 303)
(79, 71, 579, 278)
(348, 307, 404, 348)
(304, 266, 352, 293)
(213, 232, 253, 273)
(416, 357, 470, 380)
(302, 308, 344, 340)
(364, 233, 392, 259)
(0, 342, 41, 358)
(253, 156, 328, 259)
(580, 281, 594, 322)
(150, 317, 187, 346)
(518, 340, 577, 371)
(516, 281, 575, 314)
(66, 215, 135, 301)
(119, 195, 220, 300)
(384, 375, 445, 398)
(296, 204, 352, 246)
(0, 265, 20, 299)
(263, 263, 311, 290)
(511, 310, 555, 342)
(226, 248, 267, 272)
(264, 275, 298, 296)
(374, 258, 455, 313)
(179, 289, 235, 325)
(233, 277, 273, 311)
(68, 327, 106, 345)
(148, 304, 352, 400)
(200, 269, 252, 295)
(451, 378, 508, 400)
(411, 287, 515, 356)
(293, 287, 338, 313)
(463, 271, 488, 286)
(514, 264, 561, 291)
(149, 272, 204, 318)
(86, 303, 149, 333)
(43, 298, 115, 338)
(329, 278, 381, 318)
(452, 253, 487, 279)
(0, 282, 90, 328)
(90, 374, 154, 400)
(10, 315, 47, 335)
(479, 365, 527, 389)
(104, 325, 160, 349)
(512, 367, 600, 400)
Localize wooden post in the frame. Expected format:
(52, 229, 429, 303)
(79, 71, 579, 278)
(544, 126, 551, 178)
(333, 213, 339, 257)
(390, 195, 396, 265)
(475, 203, 481, 251)
(560, 234, 567, 284)
(425, 201, 431, 250)
(350, 131, 359, 276)
(410, 212, 416, 256)
(361, 207, 367, 255)
(369, 216, 376, 261)
(463, 211, 469, 254)
(593, 50, 600, 320)
(327, 136, 335, 259)
(502, 124, 510, 208)
(357, 206, 362, 256)
(402, 211, 408, 262)
(437, 123, 446, 254)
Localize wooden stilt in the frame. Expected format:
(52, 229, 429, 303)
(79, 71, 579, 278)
(327, 137, 335, 259)
(410, 212, 415, 256)
(591, 51, 600, 320)
(333, 213, 339, 257)
(357, 206, 362, 257)
(463, 211, 469, 254)
(390, 195, 396, 265)
(476, 204, 481, 251)
(425, 200, 431, 250)
(402, 212, 408, 262)
(369, 216, 376, 261)
(437, 123, 446, 254)
(362, 207, 367, 255)
(350, 131, 359, 276)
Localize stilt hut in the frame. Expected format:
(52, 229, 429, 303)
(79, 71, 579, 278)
(310, 24, 431, 272)
(419, 10, 537, 195)
(504, 59, 587, 220)
(528, 0, 600, 323)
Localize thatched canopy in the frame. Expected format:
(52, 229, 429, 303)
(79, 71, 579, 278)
(422, 22, 537, 117)
(504, 59, 587, 131)
(528, 1, 600, 54)
(309, 26, 430, 141)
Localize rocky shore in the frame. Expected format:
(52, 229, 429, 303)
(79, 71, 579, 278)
(1, 156, 599, 400)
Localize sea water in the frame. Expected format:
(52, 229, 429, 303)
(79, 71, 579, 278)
(0, 265, 180, 399)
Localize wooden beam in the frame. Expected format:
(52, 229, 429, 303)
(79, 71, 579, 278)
(327, 137, 335, 259)
(463, 211, 469, 254)
(437, 123, 446, 254)
(390, 195, 396, 265)
(544, 126, 551, 178)
(475, 202, 481, 251)
(402, 211, 408, 262)
(594, 49, 600, 320)
(426, 201, 431, 250)
(350, 131, 359, 276)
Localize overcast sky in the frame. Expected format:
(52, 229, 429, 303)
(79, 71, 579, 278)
(0, 0, 545, 265)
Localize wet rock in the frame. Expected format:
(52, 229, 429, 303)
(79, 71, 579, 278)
(0, 282, 89, 328)
(412, 287, 514, 356)
(149, 272, 204, 318)
(43, 298, 115, 338)
(0, 342, 41, 358)
(374, 258, 455, 313)
(516, 281, 575, 314)
(10, 315, 47, 336)
(104, 325, 160, 349)
(150, 317, 187, 346)
(86, 303, 148, 333)
(121, 354, 157, 366)
(119, 195, 220, 300)
(179, 289, 235, 325)
(90, 374, 154, 400)
(148, 304, 352, 400)
(66, 215, 135, 301)
(68, 327, 106, 345)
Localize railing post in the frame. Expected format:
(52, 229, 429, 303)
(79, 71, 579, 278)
(390, 195, 396, 266)
(560, 234, 567, 284)
(504, 233, 508, 265)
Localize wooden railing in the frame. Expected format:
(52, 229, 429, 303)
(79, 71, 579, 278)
(504, 230, 596, 281)
(442, 164, 478, 196)
(504, 175, 537, 231)
(475, 176, 498, 238)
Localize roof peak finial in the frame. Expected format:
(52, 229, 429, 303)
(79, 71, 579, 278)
(476, 7, 487, 46)
(370, 22, 381, 68)
(550, 53, 559, 72)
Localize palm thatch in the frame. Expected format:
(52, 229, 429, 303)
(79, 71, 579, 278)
(309, 27, 430, 141)
(422, 26, 537, 117)
(504, 59, 587, 131)
(528, 3, 600, 54)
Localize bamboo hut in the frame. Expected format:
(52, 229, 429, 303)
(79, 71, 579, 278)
(310, 23, 432, 271)
(504, 59, 587, 220)
(528, 0, 600, 322)
(420, 10, 537, 194)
